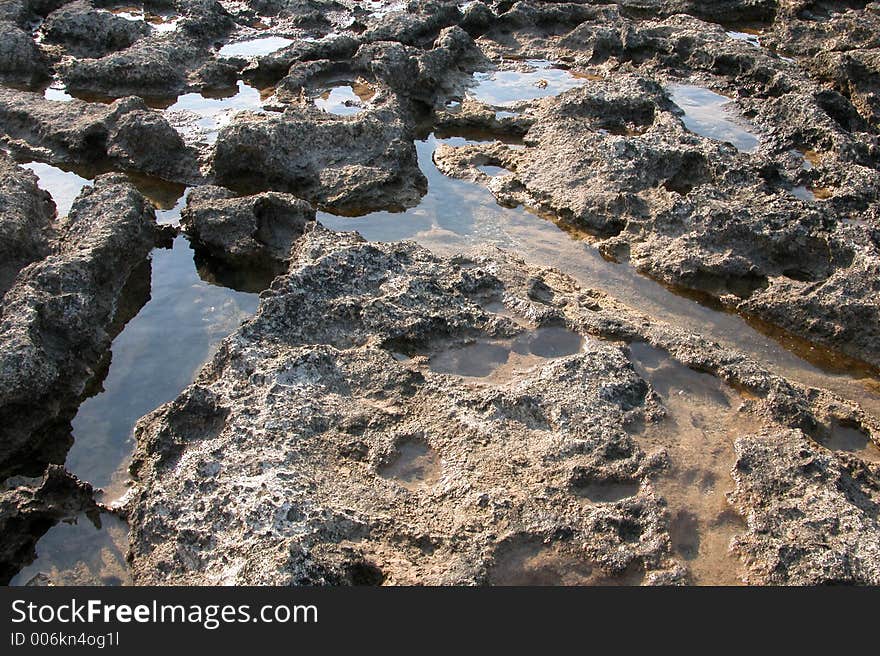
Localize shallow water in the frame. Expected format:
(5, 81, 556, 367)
(11, 512, 130, 586)
(726, 30, 761, 47)
(628, 341, 760, 585)
(314, 81, 376, 116)
(21, 162, 90, 217)
(467, 60, 587, 106)
(319, 135, 880, 418)
(165, 81, 264, 144)
(106, 7, 180, 33)
(427, 327, 585, 378)
(218, 36, 294, 58)
(668, 84, 760, 152)
(9, 179, 258, 585)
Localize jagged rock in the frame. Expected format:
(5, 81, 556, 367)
(0, 87, 201, 183)
(213, 98, 424, 213)
(0, 174, 157, 477)
(181, 185, 315, 280)
(730, 430, 880, 585)
(41, 0, 152, 59)
(0, 465, 97, 585)
(0, 20, 49, 87)
(127, 225, 880, 585)
(0, 152, 55, 299)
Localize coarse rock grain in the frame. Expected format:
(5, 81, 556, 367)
(0, 174, 157, 478)
(0, 465, 97, 585)
(40, 1, 152, 59)
(0, 20, 49, 87)
(181, 184, 315, 276)
(213, 97, 425, 213)
(730, 430, 880, 585)
(0, 152, 56, 300)
(127, 225, 880, 585)
(0, 87, 201, 184)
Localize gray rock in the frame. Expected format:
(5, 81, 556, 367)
(126, 225, 880, 585)
(213, 99, 424, 213)
(0, 20, 49, 87)
(181, 185, 315, 278)
(0, 465, 97, 585)
(41, 0, 152, 59)
(0, 174, 157, 477)
(0, 152, 55, 300)
(730, 430, 880, 585)
(0, 87, 201, 184)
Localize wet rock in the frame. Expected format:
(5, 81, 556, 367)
(0, 87, 201, 183)
(730, 430, 880, 585)
(213, 99, 424, 213)
(434, 65, 880, 367)
(126, 225, 880, 585)
(353, 26, 487, 104)
(0, 20, 49, 87)
(181, 185, 315, 270)
(0, 465, 97, 585)
(40, 1, 152, 59)
(58, 0, 233, 101)
(0, 153, 55, 300)
(0, 174, 157, 477)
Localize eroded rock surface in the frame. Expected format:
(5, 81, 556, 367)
(0, 174, 158, 477)
(127, 226, 880, 585)
(0, 466, 97, 585)
(0, 152, 55, 299)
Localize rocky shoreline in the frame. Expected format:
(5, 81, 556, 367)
(1, 0, 879, 585)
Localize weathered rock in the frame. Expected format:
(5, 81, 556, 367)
(433, 61, 880, 367)
(0, 174, 157, 477)
(0, 20, 49, 87)
(127, 225, 880, 585)
(730, 430, 880, 585)
(181, 185, 315, 280)
(213, 99, 424, 213)
(0, 87, 201, 183)
(0, 153, 55, 299)
(0, 466, 97, 585)
(41, 0, 152, 59)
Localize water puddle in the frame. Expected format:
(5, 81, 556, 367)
(217, 36, 294, 59)
(11, 511, 130, 586)
(627, 341, 761, 584)
(314, 81, 376, 116)
(317, 134, 880, 417)
(378, 437, 441, 491)
(571, 480, 640, 503)
(467, 59, 587, 106)
(726, 30, 761, 47)
(427, 327, 585, 378)
(105, 6, 180, 33)
(43, 81, 74, 102)
(668, 84, 760, 152)
(488, 537, 643, 585)
(476, 164, 508, 177)
(21, 162, 90, 217)
(11, 195, 258, 583)
(164, 81, 265, 144)
(66, 234, 258, 499)
(817, 421, 880, 464)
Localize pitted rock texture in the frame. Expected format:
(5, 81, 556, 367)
(0, 153, 55, 299)
(0, 87, 201, 184)
(181, 185, 315, 276)
(0, 174, 157, 478)
(730, 430, 880, 585)
(127, 226, 880, 585)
